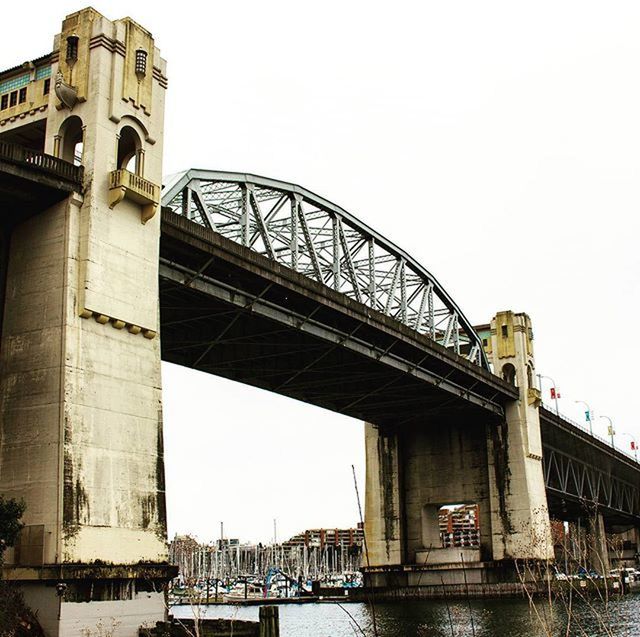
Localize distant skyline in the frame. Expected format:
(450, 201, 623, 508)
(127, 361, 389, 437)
(4, 1, 639, 543)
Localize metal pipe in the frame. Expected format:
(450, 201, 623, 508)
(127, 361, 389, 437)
(599, 415, 615, 449)
(574, 400, 593, 436)
(538, 373, 559, 416)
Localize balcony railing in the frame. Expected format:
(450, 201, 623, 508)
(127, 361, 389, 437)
(108, 169, 159, 224)
(0, 141, 84, 186)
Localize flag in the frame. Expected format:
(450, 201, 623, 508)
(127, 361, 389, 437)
(550, 388, 556, 399)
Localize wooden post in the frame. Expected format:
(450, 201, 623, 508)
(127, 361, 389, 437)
(259, 606, 280, 637)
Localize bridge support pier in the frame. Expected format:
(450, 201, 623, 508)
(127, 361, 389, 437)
(364, 424, 404, 570)
(363, 311, 554, 595)
(364, 415, 500, 589)
(0, 8, 170, 635)
(587, 514, 611, 575)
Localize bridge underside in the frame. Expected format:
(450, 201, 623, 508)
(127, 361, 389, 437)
(0, 151, 83, 342)
(159, 211, 516, 428)
(0, 154, 81, 223)
(545, 491, 636, 531)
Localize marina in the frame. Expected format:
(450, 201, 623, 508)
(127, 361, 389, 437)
(169, 525, 364, 605)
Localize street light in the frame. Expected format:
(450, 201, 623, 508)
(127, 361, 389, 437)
(620, 432, 638, 462)
(574, 400, 593, 435)
(599, 415, 615, 449)
(537, 374, 560, 416)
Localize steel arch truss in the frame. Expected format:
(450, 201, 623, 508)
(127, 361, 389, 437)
(544, 446, 640, 519)
(162, 170, 488, 368)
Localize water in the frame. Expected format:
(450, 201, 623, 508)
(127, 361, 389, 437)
(172, 596, 640, 636)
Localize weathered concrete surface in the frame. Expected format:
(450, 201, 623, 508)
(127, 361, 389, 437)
(19, 584, 165, 637)
(362, 311, 554, 590)
(588, 513, 611, 574)
(364, 423, 404, 566)
(59, 594, 166, 636)
(0, 7, 169, 635)
(0, 8, 167, 569)
(0, 197, 76, 565)
(403, 421, 496, 565)
(486, 312, 554, 561)
(363, 415, 498, 573)
(415, 547, 480, 565)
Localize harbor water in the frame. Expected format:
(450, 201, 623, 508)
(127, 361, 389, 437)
(172, 596, 640, 636)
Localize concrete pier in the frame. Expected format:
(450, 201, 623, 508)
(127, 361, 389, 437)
(364, 312, 554, 591)
(0, 8, 170, 633)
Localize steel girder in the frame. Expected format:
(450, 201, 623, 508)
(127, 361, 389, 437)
(544, 446, 640, 520)
(162, 170, 488, 369)
(159, 258, 506, 416)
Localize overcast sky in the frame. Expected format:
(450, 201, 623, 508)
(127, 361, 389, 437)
(4, 1, 640, 544)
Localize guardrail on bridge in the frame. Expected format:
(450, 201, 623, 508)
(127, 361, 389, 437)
(541, 400, 638, 463)
(0, 141, 83, 185)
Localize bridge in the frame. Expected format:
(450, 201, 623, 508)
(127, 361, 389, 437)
(158, 171, 640, 586)
(0, 8, 637, 636)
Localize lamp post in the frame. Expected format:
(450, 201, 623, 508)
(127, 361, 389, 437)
(600, 415, 615, 449)
(537, 374, 560, 416)
(621, 432, 638, 462)
(574, 400, 593, 435)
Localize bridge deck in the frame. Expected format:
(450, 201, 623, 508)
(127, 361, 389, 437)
(159, 210, 517, 428)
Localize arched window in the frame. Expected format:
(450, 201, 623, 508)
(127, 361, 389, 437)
(117, 125, 143, 175)
(58, 115, 83, 166)
(502, 363, 517, 387)
(527, 364, 534, 390)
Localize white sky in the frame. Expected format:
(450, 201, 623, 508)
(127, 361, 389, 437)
(4, 1, 640, 544)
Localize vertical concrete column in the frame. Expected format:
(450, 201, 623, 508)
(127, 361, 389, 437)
(0, 8, 170, 634)
(587, 514, 610, 574)
(486, 311, 554, 561)
(364, 423, 404, 567)
(420, 505, 441, 549)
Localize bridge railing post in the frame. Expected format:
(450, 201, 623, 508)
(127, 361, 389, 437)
(259, 606, 280, 637)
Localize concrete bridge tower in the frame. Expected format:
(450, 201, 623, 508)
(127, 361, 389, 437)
(0, 8, 169, 633)
(487, 311, 554, 561)
(364, 310, 554, 590)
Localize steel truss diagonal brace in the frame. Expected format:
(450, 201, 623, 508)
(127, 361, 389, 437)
(162, 170, 490, 369)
